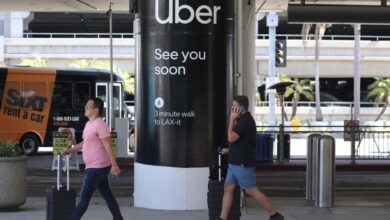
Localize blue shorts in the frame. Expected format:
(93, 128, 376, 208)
(225, 163, 256, 189)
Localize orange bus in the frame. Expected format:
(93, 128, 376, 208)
(0, 67, 124, 155)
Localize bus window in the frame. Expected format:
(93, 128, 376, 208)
(113, 84, 122, 118)
(75, 82, 90, 110)
(52, 82, 72, 109)
(23, 82, 46, 111)
(96, 84, 107, 118)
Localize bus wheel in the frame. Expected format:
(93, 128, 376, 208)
(129, 132, 135, 152)
(20, 134, 39, 155)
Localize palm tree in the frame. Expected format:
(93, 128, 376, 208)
(281, 74, 314, 120)
(121, 73, 135, 95)
(19, 54, 48, 67)
(366, 77, 390, 121)
(301, 24, 331, 121)
(68, 59, 95, 68)
(355, 77, 390, 157)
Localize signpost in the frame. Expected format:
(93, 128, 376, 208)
(52, 131, 68, 155)
(111, 132, 117, 156)
(52, 131, 68, 172)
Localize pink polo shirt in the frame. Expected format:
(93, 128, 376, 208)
(82, 117, 111, 169)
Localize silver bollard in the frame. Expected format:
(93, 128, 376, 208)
(306, 133, 321, 201)
(315, 135, 335, 208)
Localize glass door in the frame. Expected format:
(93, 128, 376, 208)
(113, 83, 122, 118)
(96, 83, 108, 121)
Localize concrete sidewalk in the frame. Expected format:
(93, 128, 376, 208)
(1, 196, 390, 220)
(11, 154, 390, 219)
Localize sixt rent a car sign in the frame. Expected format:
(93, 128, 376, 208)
(5, 89, 48, 112)
(0, 68, 56, 143)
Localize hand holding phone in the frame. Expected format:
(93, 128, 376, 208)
(237, 106, 244, 113)
(232, 105, 243, 113)
(231, 105, 243, 113)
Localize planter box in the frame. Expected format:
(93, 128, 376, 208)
(0, 156, 28, 209)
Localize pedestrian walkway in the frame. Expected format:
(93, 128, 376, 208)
(5, 154, 389, 219)
(1, 196, 390, 220)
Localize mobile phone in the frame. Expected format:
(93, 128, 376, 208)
(238, 105, 244, 113)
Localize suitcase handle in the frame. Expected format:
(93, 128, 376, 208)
(56, 154, 71, 191)
(66, 154, 70, 191)
(218, 151, 222, 182)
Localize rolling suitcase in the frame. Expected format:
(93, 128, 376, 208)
(207, 149, 241, 220)
(209, 147, 228, 180)
(46, 154, 76, 220)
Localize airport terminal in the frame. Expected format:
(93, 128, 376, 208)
(1, 1, 390, 220)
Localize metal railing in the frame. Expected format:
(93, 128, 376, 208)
(257, 101, 381, 108)
(257, 125, 390, 160)
(23, 32, 134, 39)
(257, 34, 390, 41)
(21, 32, 390, 41)
(354, 126, 390, 160)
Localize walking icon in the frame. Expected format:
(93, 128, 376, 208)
(155, 97, 164, 108)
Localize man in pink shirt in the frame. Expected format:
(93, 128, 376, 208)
(64, 97, 123, 220)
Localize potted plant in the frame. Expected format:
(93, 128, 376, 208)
(0, 139, 28, 209)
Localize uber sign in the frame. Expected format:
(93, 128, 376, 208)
(155, 0, 221, 24)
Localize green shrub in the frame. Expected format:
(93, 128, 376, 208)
(0, 140, 22, 157)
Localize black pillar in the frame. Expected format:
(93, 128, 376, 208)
(135, 0, 234, 168)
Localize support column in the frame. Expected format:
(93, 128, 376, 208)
(234, 0, 243, 96)
(10, 12, 30, 38)
(267, 12, 278, 127)
(241, 0, 257, 114)
(0, 13, 5, 36)
(0, 13, 5, 64)
(353, 24, 361, 121)
(134, 0, 234, 210)
(1, 12, 10, 38)
(0, 36, 4, 63)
